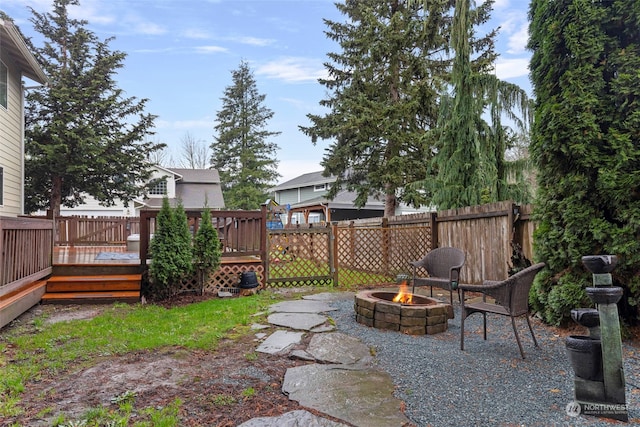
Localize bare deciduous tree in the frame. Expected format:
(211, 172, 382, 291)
(179, 132, 210, 169)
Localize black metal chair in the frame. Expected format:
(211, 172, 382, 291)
(410, 247, 465, 305)
(459, 262, 546, 359)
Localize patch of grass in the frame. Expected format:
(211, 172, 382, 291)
(0, 293, 282, 419)
(46, 397, 182, 427)
(211, 393, 236, 406)
(242, 387, 255, 398)
(244, 351, 258, 361)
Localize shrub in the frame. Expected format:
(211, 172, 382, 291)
(193, 206, 222, 293)
(149, 198, 194, 299)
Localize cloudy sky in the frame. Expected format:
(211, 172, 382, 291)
(2, 0, 532, 184)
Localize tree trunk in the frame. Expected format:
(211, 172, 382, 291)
(384, 191, 397, 218)
(50, 175, 63, 218)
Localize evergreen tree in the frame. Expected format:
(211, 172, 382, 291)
(149, 198, 193, 299)
(528, 0, 640, 324)
(301, 0, 451, 217)
(23, 0, 161, 216)
(193, 206, 222, 294)
(211, 60, 280, 210)
(427, 0, 532, 209)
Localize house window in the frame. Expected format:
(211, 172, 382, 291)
(314, 183, 329, 192)
(149, 179, 167, 195)
(0, 61, 8, 109)
(0, 166, 4, 205)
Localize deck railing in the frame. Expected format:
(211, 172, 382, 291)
(0, 216, 53, 296)
(139, 205, 268, 266)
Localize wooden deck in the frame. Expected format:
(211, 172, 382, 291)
(54, 246, 141, 265)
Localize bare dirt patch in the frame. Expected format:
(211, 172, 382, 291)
(3, 294, 333, 427)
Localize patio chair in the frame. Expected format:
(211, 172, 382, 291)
(459, 262, 545, 359)
(410, 247, 465, 305)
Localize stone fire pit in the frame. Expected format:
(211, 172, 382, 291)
(354, 290, 454, 335)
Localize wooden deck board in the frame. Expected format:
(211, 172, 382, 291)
(0, 281, 47, 328)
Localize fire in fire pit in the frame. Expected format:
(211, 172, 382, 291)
(354, 283, 454, 335)
(392, 281, 413, 304)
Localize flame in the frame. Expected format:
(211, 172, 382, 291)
(392, 281, 413, 304)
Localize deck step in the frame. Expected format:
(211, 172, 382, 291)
(41, 290, 140, 304)
(46, 274, 142, 293)
(1, 281, 48, 328)
(42, 274, 142, 304)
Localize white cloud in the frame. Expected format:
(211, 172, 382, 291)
(129, 20, 166, 36)
(182, 28, 211, 40)
(495, 58, 530, 79)
(507, 24, 529, 54)
(194, 45, 228, 54)
(67, 0, 115, 25)
(232, 36, 275, 47)
(256, 57, 327, 83)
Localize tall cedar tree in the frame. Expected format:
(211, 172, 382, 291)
(211, 61, 280, 210)
(149, 198, 193, 300)
(528, 0, 640, 325)
(301, 0, 450, 217)
(23, 0, 161, 216)
(301, 0, 502, 217)
(428, 0, 533, 209)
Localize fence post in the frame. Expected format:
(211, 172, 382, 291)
(260, 204, 268, 282)
(140, 210, 151, 266)
(331, 222, 339, 287)
(381, 217, 390, 274)
(429, 211, 438, 250)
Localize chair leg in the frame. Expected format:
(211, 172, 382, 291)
(449, 289, 453, 305)
(526, 315, 539, 347)
(460, 308, 466, 351)
(511, 316, 526, 359)
(482, 313, 487, 340)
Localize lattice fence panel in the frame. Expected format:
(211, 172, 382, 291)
(174, 264, 264, 295)
(267, 229, 332, 287)
(335, 225, 431, 288)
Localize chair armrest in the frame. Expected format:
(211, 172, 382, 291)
(458, 280, 505, 291)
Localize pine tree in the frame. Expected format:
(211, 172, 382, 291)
(528, 0, 640, 324)
(428, 0, 532, 209)
(211, 60, 280, 210)
(301, 0, 451, 217)
(23, 0, 162, 216)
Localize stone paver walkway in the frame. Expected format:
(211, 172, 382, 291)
(245, 292, 410, 427)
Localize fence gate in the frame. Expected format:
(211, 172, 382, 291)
(266, 227, 333, 287)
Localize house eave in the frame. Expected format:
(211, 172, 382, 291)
(1, 19, 48, 84)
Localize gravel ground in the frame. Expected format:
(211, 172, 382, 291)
(329, 296, 639, 427)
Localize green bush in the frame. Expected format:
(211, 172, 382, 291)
(193, 206, 222, 293)
(149, 198, 194, 300)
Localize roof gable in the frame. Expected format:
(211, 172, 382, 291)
(0, 18, 47, 84)
(271, 171, 336, 191)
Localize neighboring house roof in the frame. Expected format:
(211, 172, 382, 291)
(271, 171, 336, 191)
(136, 167, 224, 210)
(290, 189, 384, 211)
(170, 168, 221, 184)
(0, 19, 48, 84)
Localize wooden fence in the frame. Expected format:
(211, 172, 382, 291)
(0, 216, 53, 295)
(268, 201, 535, 287)
(2, 201, 534, 294)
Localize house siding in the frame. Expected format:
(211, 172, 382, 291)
(0, 55, 24, 216)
